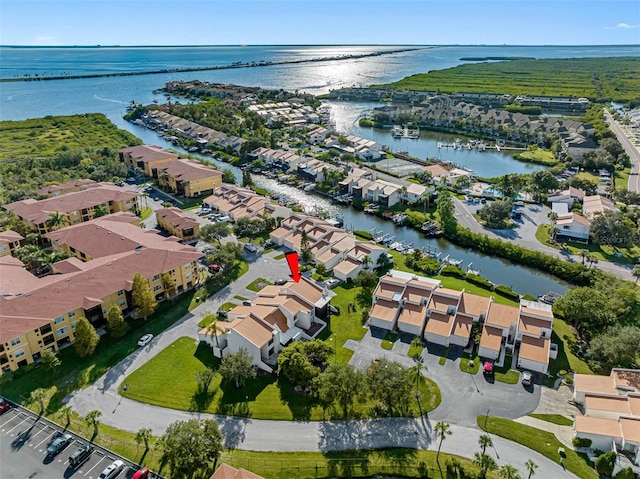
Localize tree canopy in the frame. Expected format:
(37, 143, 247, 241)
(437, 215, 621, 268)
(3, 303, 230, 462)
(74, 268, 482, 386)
(277, 340, 333, 386)
(106, 304, 128, 338)
(160, 419, 223, 476)
(366, 358, 412, 415)
(74, 318, 100, 357)
(131, 272, 157, 320)
(218, 349, 256, 389)
(314, 362, 368, 418)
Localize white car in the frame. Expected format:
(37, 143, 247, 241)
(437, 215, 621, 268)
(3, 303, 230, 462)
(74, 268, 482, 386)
(243, 243, 258, 253)
(521, 370, 533, 386)
(137, 334, 153, 347)
(99, 460, 124, 479)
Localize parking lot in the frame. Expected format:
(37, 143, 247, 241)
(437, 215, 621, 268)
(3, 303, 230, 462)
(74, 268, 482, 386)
(0, 403, 148, 479)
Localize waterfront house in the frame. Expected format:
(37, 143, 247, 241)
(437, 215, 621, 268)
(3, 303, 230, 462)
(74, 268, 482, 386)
(119, 145, 179, 177)
(555, 213, 590, 243)
(3, 183, 141, 234)
(204, 184, 291, 222)
(156, 159, 223, 198)
(583, 195, 616, 219)
(547, 187, 586, 209)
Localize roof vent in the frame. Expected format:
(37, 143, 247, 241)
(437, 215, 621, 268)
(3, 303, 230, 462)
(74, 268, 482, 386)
(107, 262, 112, 266)
(65, 278, 71, 282)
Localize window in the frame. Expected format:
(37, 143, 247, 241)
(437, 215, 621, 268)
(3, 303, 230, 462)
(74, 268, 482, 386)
(68, 311, 76, 318)
(71, 321, 77, 329)
(56, 327, 68, 336)
(185, 273, 192, 280)
(54, 316, 65, 324)
(184, 263, 191, 269)
(118, 289, 125, 296)
(153, 285, 162, 291)
(152, 274, 160, 281)
(119, 300, 126, 307)
(10, 338, 21, 347)
(0, 245, 6, 251)
(14, 349, 25, 359)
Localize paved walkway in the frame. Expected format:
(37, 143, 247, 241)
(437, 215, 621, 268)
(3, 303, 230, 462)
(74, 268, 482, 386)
(453, 197, 635, 281)
(605, 109, 640, 193)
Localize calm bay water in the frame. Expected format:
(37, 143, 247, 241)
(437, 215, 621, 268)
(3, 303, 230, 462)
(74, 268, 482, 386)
(3, 44, 638, 295)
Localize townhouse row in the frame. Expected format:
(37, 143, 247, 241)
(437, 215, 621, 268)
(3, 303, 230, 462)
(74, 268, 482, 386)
(0, 212, 203, 375)
(369, 270, 557, 374)
(573, 369, 640, 470)
(198, 276, 334, 372)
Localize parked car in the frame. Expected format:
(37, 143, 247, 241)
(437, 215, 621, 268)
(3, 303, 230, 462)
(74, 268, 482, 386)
(324, 278, 341, 289)
(243, 243, 258, 253)
(217, 215, 230, 223)
(99, 460, 125, 479)
(208, 263, 221, 274)
(0, 397, 10, 414)
(521, 370, 533, 386)
(68, 442, 94, 469)
(132, 466, 150, 479)
(217, 310, 228, 319)
(47, 433, 73, 457)
(137, 334, 153, 347)
(483, 361, 494, 376)
(242, 300, 252, 306)
(274, 279, 288, 286)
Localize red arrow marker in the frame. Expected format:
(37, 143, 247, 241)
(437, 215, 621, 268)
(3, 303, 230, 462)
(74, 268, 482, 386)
(284, 251, 301, 283)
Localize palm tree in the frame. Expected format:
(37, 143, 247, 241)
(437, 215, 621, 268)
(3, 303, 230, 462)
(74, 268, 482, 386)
(419, 192, 431, 213)
(45, 211, 68, 231)
(525, 459, 538, 479)
(57, 405, 73, 429)
(84, 410, 102, 438)
(473, 452, 498, 479)
(479, 433, 493, 456)
(409, 359, 426, 396)
(361, 254, 372, 269)
(547, 211, 558, 228)
(434, 421, 452, 465)
(136, 427, 152, 451)
(29, 388, 48, 415)
(499, 464, 523, 479)
(205, 312, 225, 359)
(579, 249, 588, 265)
(632, 264, 640, 284)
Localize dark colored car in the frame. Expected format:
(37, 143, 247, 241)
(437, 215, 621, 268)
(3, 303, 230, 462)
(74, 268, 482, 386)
(217, 310, 228, 319)
(274, 279, 288, 286)
(68, 442, 94, 469)
(47, 433, 73, 456)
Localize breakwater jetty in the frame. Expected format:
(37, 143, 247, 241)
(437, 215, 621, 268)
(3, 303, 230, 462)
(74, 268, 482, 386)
(1, 47, 422, 83)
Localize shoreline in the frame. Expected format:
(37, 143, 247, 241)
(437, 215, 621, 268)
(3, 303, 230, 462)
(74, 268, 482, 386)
(0, 47, 421, 83)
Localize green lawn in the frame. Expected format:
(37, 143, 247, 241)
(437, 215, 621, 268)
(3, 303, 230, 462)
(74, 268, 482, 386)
(408, 342, 424, 359)
(514, 148, 559, 166)
(543, 318, 593, 387)
(381, 332, 398, 350)
(493, 356, 520, 384)
(246, 277, 272, 292)
(274, 253, 286, 260)
(233, 294, 249, 301)
(460, 350, 480, 374)
(529, 414, 574, 426)
(121, 336, 441, 421)
(536, 224, 640, 265)
(139, 206, 152, 221)
(615, 168, 631, 191)
(478, 416, 598, 479)
(438, 348, 449, 366)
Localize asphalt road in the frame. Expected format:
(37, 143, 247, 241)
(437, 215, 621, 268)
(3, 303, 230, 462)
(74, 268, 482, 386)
(604, 109, 640, 193)
(0, 404, 147, 479)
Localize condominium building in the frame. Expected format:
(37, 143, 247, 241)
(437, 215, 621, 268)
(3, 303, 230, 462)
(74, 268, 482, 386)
(3, 183, 140, 234)
(157, 159, 223, 198)
(155, 207, 200, 242)
(0, 213, 202, 375)
(119, 145, 179, 177)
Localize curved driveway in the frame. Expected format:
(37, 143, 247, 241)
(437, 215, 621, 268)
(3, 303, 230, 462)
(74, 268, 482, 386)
(66, 249, 577, 478)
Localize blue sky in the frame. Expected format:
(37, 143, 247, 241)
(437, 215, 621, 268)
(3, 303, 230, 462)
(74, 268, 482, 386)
(1, 0, 639, 46)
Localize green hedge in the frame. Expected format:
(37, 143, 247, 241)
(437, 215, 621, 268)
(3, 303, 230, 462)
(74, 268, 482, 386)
(440, 265, 466, 278)
(354, 230, 373, 240)
(447, 225, 596, 286)
(465, 273, 494, 290)
(494, 284, 520, 301)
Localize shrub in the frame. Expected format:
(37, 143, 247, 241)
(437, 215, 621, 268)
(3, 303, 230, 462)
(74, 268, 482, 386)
(565, 376, 574, 385)
(465, 273, 494, 290)
(440, 265, 466, 278)
(572, 437, 592, 448)
(595, 451, 617, 477)
(616, 467, 635, 479)
(494, 284, 520, 300)
(354, 230, 373, 240)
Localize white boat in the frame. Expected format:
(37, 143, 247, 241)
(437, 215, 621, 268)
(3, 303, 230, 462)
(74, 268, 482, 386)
(304, 183, 316, 192)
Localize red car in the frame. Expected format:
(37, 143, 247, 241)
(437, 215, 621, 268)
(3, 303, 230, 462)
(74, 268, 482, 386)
(0, 398, 10, 414)
(483, 361, 494, 376)
(132, 466, 150, 479)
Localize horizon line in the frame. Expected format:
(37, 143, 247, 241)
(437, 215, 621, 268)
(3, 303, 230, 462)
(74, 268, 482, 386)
(2, 43, 640, 48)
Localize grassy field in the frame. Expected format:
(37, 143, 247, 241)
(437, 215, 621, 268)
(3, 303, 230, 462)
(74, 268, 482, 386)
(373, 57, 640, 102)
(514, 148, 559, 166)
(493, 356, 520, 384)
(544, 318, 593, 387)
(121, 336, 441, 421)
(478, 416, 598, 479)
(536, 224, 640, 264)
(460, 351, 480, 374)
(529, 414, 574, 426)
